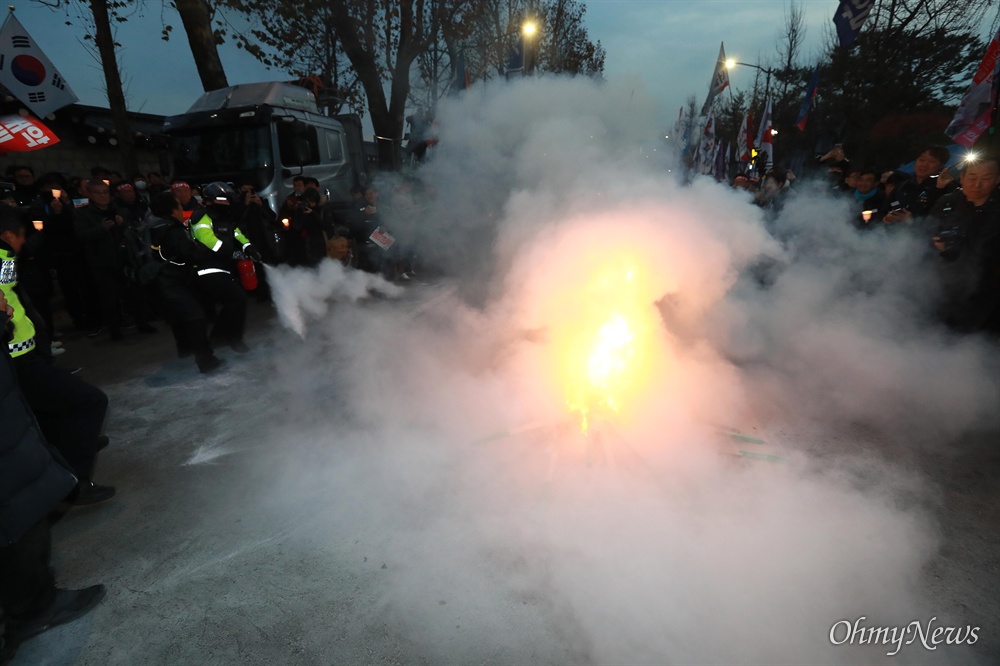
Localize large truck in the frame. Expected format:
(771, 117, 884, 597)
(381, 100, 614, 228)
(162, 82, 368, 216)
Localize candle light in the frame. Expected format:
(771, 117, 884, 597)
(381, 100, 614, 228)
(32, 220, 44, 231)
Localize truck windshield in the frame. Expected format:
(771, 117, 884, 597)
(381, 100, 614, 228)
(171, 124, 273, 189)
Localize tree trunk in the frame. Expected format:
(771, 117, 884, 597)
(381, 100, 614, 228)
(175, 0, 230, 92)
(329, 0, 409, 170)
(89, 0, 138, 177)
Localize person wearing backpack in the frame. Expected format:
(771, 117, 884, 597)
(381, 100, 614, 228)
(146, 192, 225, 374)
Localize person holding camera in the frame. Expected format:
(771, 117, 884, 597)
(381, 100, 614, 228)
(881, 146, 956, 226)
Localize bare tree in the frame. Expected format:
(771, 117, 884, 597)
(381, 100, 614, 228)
(775, 0, 804, 101)
(174, 0, 229, 92)
(228, 0, 361, 115)
(35, 0, 138, 175)
(324, 0, 480, 169)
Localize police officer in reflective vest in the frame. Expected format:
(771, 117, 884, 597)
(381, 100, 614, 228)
(189, 182, 260, 353)
(0, 207, 114, 505)
(146, 191, 226, 373)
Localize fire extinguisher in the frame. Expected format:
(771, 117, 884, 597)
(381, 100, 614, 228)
(236, 257, 258, 291)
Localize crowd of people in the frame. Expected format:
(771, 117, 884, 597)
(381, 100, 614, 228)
(0, 166, 419, 369)
(737, 145, 999, 334)
(1, 144, 997, 661)
(0, 163, 419, 663)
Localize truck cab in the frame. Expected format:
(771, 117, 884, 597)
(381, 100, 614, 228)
(163, 82, 367, 216)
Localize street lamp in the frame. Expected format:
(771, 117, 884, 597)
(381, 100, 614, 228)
(725, 58, 774, 99)
(522, 20, 539, 74)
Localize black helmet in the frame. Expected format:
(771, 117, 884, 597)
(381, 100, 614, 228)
(202, 182, 237, 207)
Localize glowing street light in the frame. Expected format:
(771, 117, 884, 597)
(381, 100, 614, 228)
(521, 20, 539, 75)
(725, 57, 774, 98)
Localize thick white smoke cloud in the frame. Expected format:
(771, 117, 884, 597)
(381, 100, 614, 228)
(261, 76, 997, 663)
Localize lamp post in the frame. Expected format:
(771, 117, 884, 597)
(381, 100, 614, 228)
(725, 58, 774, 101)
(522, 20, 538, 75)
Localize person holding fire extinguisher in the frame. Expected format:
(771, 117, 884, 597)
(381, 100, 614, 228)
(188, 182, 259, 354)
(144, 192, 226, 374)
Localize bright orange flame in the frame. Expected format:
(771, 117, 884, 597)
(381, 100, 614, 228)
(553, 260, 662, 435)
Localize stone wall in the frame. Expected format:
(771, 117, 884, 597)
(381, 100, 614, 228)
(1, 142, 169, 182)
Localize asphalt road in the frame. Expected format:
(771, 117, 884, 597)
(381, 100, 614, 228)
(10, 285, 1000, 666)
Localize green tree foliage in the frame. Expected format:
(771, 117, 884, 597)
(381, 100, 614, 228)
(813, 26, 984, 165)
(714, 89, 749, 155)
(714, 0, 991, 171)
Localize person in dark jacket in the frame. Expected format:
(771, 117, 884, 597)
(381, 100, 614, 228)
(233, 184, 277, 302)
(928, 155, 1000, 333)
(883, 145, 956, 225)
(30, 176, 96, 333)
(0, 208, 115, 504)
(0, 290, 106, 663)
(147, 192, 225, 373)
(74, 180, 127, 340)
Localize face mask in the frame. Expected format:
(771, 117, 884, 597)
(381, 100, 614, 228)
(134, 180, 148, 190)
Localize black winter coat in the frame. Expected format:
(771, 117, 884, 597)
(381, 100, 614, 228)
(929, 189, 1000, 332)
(74, 203, 126, 270)
(0, 317, 77, 546)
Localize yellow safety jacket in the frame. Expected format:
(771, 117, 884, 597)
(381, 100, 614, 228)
(190, 212, 251, 276)
(0, 247, 36, 358)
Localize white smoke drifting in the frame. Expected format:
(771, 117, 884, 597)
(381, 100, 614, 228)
(261, 76, 997, 664)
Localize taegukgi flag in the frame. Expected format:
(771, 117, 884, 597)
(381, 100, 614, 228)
(700, 42, 730, 116)
(0, 11, 79, 118)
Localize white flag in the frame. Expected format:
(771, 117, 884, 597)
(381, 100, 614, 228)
(755, 97, 773, 171)
(700, 43, 730, 116)
(0, 12, 79, 117)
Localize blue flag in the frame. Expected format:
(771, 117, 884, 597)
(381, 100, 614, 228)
(795, 66, 820, 131)
(833, 0, 874, 48)
(505, 35, 524, 80)
(450, 53, 470, 95)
